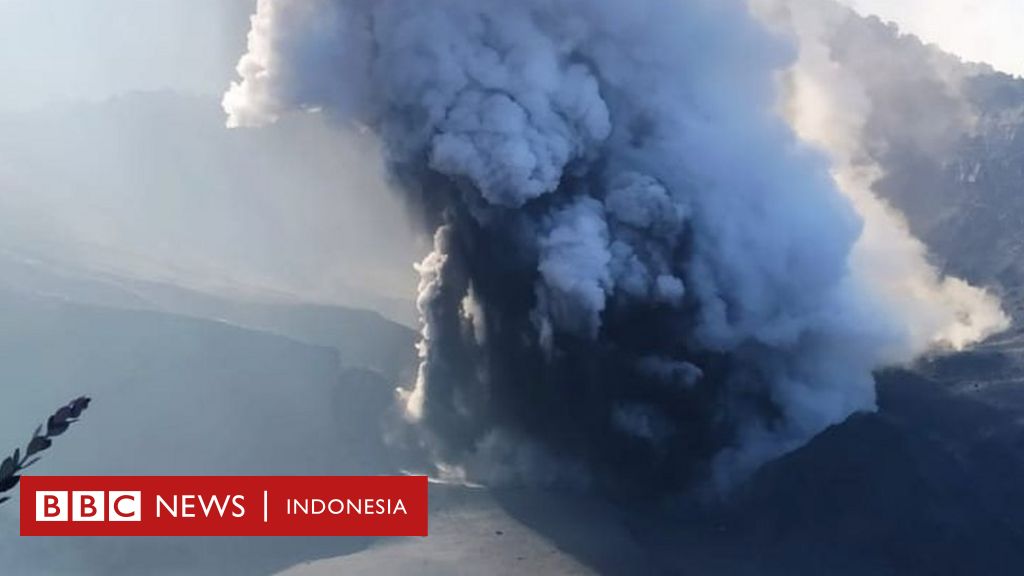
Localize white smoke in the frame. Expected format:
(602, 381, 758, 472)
(224, 0, 1007, 490)
(753, 0, 1009, 355)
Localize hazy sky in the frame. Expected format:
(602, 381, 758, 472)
(839, 0, 1024, 77)
(0, 0, 254, 110)
(0, 0, 1018, 110)
(0, 0, 423, 322)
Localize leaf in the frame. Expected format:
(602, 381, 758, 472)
(46, 414, 70, 437)
(68, 397, 91, 418)
(0, 457, 14, 481)
(54, 406, 72, 421)
(0, 475, 19, 493)
(25, 436, 51, 458)
(0, 396, 93, 506)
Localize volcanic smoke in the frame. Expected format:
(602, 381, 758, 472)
(224, 0, 1006, 493)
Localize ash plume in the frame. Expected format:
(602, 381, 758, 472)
(224, 0, 1006, 492)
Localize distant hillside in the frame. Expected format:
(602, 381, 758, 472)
(0, 246, 420, 575)
(0, 285, 417, 575)
(884, 71, 1024, 313)
(0, 247, 418, 380)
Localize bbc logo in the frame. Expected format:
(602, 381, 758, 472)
(36, 491, 142, 522)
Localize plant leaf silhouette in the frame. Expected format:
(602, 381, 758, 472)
(0, 396, 91, 505)
(25, 436, 51, 458)
(0, 456, 14, 481)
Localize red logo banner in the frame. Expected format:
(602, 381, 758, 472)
(20, 476, 428, 537)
